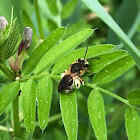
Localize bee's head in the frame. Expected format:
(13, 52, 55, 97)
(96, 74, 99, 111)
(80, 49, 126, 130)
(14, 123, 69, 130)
(77, 47, 100, 69)
(78, 58, 89, 68)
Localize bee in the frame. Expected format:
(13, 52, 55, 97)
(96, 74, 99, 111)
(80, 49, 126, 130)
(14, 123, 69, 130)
(58, 47, 100, 94)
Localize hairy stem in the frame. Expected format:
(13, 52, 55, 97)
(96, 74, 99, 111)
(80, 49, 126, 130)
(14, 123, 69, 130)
(85, 82, 140, 112)
(13, 95, 21, 137)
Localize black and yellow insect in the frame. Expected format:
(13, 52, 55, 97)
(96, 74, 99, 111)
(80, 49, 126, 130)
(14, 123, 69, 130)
(58, 47, 100, 94)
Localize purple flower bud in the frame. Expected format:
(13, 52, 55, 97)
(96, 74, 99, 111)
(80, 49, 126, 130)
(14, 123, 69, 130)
(0, 16, 8, 30)
(18, 41, 25, 56)
(8, 27, 33, 74)
(22, 27, 33, 48)
(18, 27, 33, 55)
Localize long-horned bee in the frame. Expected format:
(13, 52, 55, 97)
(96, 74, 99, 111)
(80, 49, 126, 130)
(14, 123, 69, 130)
(58, 47, 100, 94)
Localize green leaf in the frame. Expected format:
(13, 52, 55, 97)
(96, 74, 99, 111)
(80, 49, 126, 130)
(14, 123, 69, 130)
(88, 50, 127, 73)
(21, 79, 36, 134)
(52, 44, 114, 74)
(94, 55, 135, 85)
(60, 91, 78, 140)
(0, 81, 20, 115)
(46, 0, 58, 15)
(81, 0, 140, 70)
(128, 89, 140, 105)
(62, 19, 91, 40)
(22, 27, 66, 75)
(125, 108, 140, 140)
(35, 29, 95, 74)
(61, 0, 78, 19)
(88, 89, 107, 140)
(37, 77, 53, 130)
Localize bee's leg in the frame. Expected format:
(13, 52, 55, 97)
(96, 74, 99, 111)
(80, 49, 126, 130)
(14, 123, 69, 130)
(74, 76, 84, 89)
(85, 69, 96, 77)
(79, 77, 84, 85)
(65, 84, 74, 94)
(92, 72, 96, 77)
(61, 70, 67, 78)
(85, 69, 92, 74)
(65, 88, 72, 94)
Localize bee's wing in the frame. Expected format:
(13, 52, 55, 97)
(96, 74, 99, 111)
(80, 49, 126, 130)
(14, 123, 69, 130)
(58, 75, 74, 93)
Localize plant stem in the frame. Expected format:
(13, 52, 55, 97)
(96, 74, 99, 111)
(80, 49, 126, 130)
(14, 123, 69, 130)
(0, 63, 15, 81)
(0, 125, 14, 132)
(20, 72, 60, 82)
(13, 95, 21, 137)
(57, 0, 62, 27)
(86, 121, 92, 140)
(49, 74, 60, 80)
(20, 72, 49, 82)
(32, 113, 61, 127)
(85, 82, 140, 112)
(34, 0, 44, 38)
(48, 113, 61, 123)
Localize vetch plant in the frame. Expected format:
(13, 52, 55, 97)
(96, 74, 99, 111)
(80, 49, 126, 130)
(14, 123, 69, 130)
(8, 27, 33, 74)
(0, 1, 140, 140)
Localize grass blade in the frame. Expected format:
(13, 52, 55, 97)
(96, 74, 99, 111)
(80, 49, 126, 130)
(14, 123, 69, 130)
(46, 0, 58, 15)
(22, 10, 36, 35)
(81, 0, 140, 70)
(61, 0, 78, 19)
(34, 0, 44, 38)
(107, 0, 139, 44)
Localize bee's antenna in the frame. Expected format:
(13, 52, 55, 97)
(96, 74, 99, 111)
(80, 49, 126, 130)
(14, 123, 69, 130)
(84, 46, 88, 59)
(87, 57, 100, 60)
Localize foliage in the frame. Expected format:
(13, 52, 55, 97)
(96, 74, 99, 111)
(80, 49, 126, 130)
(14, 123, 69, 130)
(0, 0, 140, 140)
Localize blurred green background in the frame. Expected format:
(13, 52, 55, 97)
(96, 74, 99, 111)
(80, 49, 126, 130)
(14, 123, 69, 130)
(0, 0, 140, 139)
